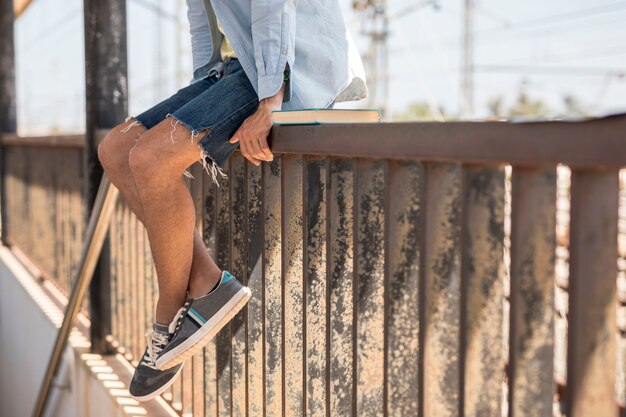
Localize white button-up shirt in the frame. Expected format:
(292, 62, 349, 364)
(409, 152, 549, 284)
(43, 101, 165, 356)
(186, 0, 369, 110)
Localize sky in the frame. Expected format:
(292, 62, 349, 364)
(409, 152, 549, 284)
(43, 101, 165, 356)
(13, 0, 626, 134)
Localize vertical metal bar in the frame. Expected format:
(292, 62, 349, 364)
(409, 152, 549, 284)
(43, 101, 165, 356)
(422, 162, 462, 417)
(566, 169, 619, 417)
(84, 0, 128, 354)
(0, 0, 17, 245)
(305, 156, 329, 417)
(229, 153, 248, 417)
(216, 159, 232, 416)
(113, 201, 123, 352)
(328, 158, 356, 416)
(461, 164, 505, 416)
(203, 172, 219, 415)
(124, 203, 133, 358)
(385, 160, 423, 417)
(355, 158, 386, 417)
(264, 156, 283, 417)
(191, 163, 206, 417)
(282, 155, 305, 417)
(247, 161, 264, 417)
(508, 167, 556, 417)
(109, 199, 119, 343)
(130, 208, 139, 360)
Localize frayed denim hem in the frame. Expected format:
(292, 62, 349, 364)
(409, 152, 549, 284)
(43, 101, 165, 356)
(120, 116, 147, 136)
(164, 113, 228, 187)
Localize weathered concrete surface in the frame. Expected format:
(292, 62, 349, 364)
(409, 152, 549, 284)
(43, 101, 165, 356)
(264, 157, 283, 417)
(329, 158, 355, 417)
(216, 158, 232, 416)
(509, 167, 556, 417)
(462, 165, 505, 417)
(386, 160, 422, 417)
(202, 163, 218, 416)
(423, 162, 462, 417)
(566, 169, 618, 417)
(356, 159, 386, 417)
(230, 154, 248, 417)
(283, 155, 305, 417)
(247, 161, 264, 417)
(305, 157, 328, 417)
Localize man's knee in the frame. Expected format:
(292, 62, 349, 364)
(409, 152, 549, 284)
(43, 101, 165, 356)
(129, 125, 199, 182)
(128, 137, 161, 182)
(97, 124, 132, 174)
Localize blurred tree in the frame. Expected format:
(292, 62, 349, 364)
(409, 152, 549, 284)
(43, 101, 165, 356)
(391, 102, 449, 121)
(487, 96, 505, 118)
(506, 92, 551, 118)
(562, 94, 589, 118)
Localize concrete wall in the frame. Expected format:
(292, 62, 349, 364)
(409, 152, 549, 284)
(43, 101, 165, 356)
(0, 245, 175, 417)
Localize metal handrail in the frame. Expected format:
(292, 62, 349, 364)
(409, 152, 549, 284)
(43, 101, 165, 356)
(31, 176, 119, 417)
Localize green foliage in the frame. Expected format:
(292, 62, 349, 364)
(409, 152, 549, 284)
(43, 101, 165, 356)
(391, 102, 451, 121)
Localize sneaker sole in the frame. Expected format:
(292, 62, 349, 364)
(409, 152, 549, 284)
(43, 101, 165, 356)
(156, 286, 252, 370)
(130, 363, 184, 402)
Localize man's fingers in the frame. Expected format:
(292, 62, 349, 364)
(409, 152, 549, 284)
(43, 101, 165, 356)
(248, 137, 271, 162)
(229, 134, 240, 144)
(258, 136, 273, 160)
(239, 140, 261, 166)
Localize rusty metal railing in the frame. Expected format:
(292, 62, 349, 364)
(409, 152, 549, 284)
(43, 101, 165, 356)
(1, 114, 625, 417)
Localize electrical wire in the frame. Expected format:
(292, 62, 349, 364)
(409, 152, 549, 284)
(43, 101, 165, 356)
(475, 64, 626, 77)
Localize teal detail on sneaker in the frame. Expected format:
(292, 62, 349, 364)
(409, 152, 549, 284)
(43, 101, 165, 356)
(222, 270, 234, 284)
(188, 307, 207, 326)
(155, 270, 251, 370)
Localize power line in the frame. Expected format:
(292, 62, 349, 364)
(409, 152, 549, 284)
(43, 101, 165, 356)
(475, 64, 626, 77)
(480, 1, 626, 34)
(491, 44, 626, 65)
(405, 2, 626, 50)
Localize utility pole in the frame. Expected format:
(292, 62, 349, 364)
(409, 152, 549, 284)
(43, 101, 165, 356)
(355, 0, 440, 119)
(354, 0, 389, 118)
(461, 0, 474, 117)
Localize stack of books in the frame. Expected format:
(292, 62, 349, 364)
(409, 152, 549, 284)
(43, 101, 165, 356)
(271, 108, 382, 125)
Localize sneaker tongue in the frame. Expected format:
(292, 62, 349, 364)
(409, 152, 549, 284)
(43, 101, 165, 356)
(153, 322, 170, 335)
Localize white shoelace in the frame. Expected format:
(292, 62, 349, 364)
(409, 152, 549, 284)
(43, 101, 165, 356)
(142, 331, 169, 370)
(141, 304, 189, 370)
(169, 301, 191, 334)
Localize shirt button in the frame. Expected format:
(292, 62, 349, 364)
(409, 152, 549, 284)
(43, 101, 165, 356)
(281, 50, 287, 55)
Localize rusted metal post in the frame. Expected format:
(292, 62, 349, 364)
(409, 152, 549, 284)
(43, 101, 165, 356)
(83, 0, 128, 353)
(461, 164, 505, 416)
(508, 167, 556, 417)
(422, 162, 463, 417)
(0, 0, 17, 245)
(386, 160, 423, 416)
(566, 169, 619, 417)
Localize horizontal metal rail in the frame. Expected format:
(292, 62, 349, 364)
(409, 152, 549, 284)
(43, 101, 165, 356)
(269, 114, 626, 168)
(2, 113, 625, 168)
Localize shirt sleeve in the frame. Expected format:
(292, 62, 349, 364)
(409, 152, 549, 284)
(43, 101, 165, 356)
(251, 0, 296, 103)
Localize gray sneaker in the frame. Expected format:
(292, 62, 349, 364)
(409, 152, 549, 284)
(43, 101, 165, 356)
(155, 270, 251, 370)
(129, 321, 184, 401)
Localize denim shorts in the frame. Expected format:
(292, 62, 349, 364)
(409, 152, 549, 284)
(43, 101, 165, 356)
(126, 57, 259, 185)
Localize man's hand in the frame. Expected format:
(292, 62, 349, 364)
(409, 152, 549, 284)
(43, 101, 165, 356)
(229, 83, 285, 166)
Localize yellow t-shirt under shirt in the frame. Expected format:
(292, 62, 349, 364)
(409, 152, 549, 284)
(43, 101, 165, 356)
(216, 19, 237, 61)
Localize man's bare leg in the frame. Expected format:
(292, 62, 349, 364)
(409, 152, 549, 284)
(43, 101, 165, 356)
(98, 117, 222, 324)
